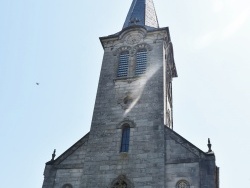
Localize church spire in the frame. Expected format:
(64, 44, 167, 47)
(123, 0, 159, 29)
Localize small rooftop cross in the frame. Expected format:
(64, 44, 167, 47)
(123, 0, 159, 29)
(129, 18, 140, 25)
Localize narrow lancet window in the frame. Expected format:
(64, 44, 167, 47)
(118, 51, 129, 77)
(120, 125, 130, 152)
(135, 49, 147, 75)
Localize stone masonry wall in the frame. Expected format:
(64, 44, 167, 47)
(80, 28, 169, 187)
(42, 27, 218, 188)
(53, 169, 83, 188)
(166, 163, 200, 188)
(42, 135, 89, 188)
(165, 127, 217, 188)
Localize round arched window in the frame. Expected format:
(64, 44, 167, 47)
(176, 180, 190, 188)
(112, 180, 127, 188)
(110, 175, 134, 188)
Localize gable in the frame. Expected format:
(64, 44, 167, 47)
(47, 133, 89, 168)
(165, 127, 207, 164)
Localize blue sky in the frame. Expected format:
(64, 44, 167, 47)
(0, 0, 250, 187)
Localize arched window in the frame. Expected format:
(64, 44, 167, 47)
(120, 125, 130, 152)
(118, 51, 129, 77)
(135, 49, 147, 75)
(110, 175, 133, 188)
(176, 180, 190, 188)
(112, 180, 127, 188)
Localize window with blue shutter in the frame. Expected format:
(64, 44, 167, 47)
(135, 49, 147, 75)
(117, 51, 129, 77)
(120, 125, 130, 152)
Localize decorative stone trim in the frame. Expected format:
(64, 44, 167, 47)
(113, 46, 132, 56)
(110, 175, 134, 188)
(117, 119, 136, 129)
(117, 92, 134, 110)
(113, 43, 151, 79)
(102, 40, 115, 48)
(125, 33, 144, 45)
(113, 76, 144, 83)
(164, 41, 178, 78)
(131, 43, 152, 56)
(176, 180, 190, 188)
(119, 27, 147, 43)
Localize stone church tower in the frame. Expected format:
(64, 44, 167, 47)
(42, 0, 219, 188)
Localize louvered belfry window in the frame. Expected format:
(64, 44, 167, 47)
(120, 125, 130, 152)
(117, 51, 129, 77)
(135, 49, 147, 75)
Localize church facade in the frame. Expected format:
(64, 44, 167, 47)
(42, 0, 219, 187)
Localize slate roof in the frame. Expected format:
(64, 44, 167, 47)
(123, 0, 159, 29)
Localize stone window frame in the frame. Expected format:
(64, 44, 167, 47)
(110, 175, 134, 188)
(135, 48, 147, 75)
(113, 46, 132, 79)
(117, 50, 130, 78)
(176, 180, 190, 188)
(131, 43, 152, 77)
(113, 43, 152, 80)
(116, 120, 136, 129)
(120, 124, 130, 152)
(62, 183, 73, 188)
(117, 120, 136, 153)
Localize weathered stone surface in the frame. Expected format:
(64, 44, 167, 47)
(41, 1, 218, 187)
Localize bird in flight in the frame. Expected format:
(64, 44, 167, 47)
(36, 83, 39, 85)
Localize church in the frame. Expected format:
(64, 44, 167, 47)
(42, 0, 219, 187)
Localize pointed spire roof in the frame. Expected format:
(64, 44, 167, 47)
(123, 0, 159, 29)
